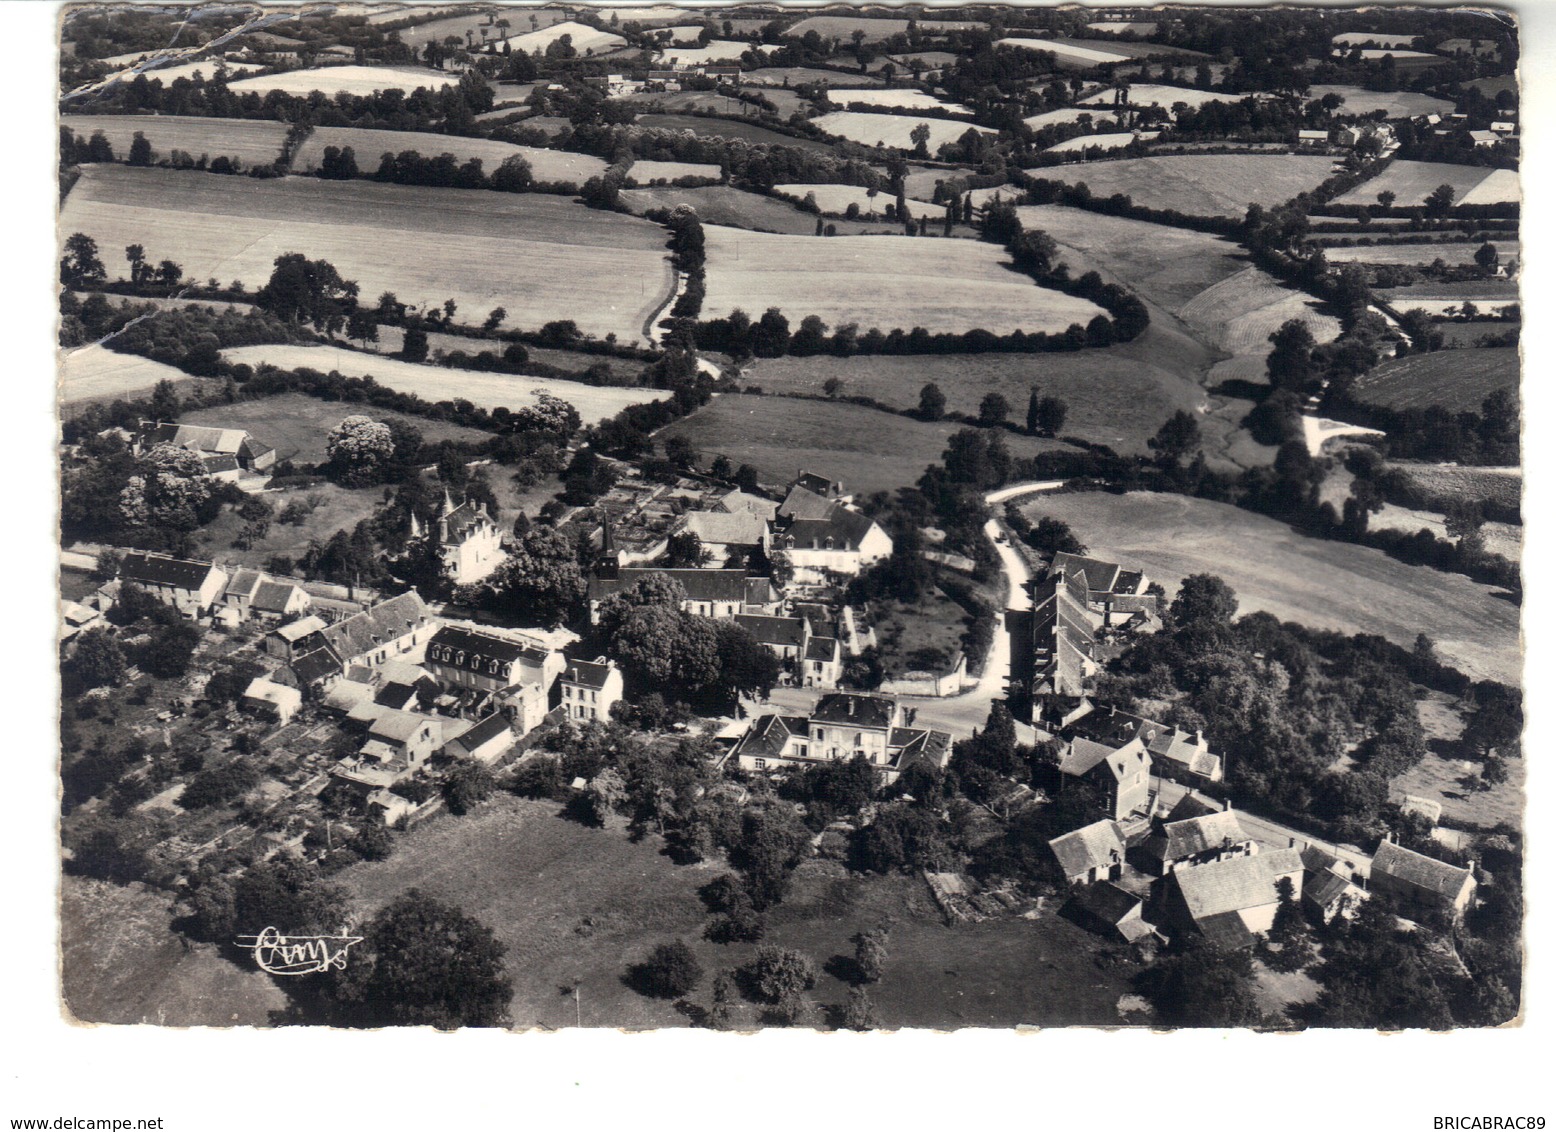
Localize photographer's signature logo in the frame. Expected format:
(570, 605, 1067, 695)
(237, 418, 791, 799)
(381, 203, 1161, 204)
(237, 927, 362, 976)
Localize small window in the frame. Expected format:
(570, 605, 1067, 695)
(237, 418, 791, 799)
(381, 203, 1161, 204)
(754, 757, 767, 771)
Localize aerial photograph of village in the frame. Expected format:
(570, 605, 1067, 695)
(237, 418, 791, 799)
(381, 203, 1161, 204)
(53, 0, 1523, 1034)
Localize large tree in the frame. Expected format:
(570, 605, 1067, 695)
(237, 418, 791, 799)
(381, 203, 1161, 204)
(325, 416, 396, 487)
(256, 253, 360, 334)
(477, 525, 586, 628)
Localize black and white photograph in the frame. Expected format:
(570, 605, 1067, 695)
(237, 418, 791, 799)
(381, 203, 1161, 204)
(23, 0, 1550, 1112)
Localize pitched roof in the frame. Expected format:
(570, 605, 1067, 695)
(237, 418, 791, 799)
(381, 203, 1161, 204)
(1305, 868, 1357, 909)
(1060, 736, 1146, 782)
(367, 709, 437, 744)
(804, 635, 840, 662)
(1049, 819, 1127, 878)
(141, 421, 248, 455)
(429, 624, 546, 667)
(732, 713, 799, 761)
(1051, 551, 1123, 595)
(1371, 840, 1475, 903)
(1029, 567, 1094, 698)
(812, 693, 895, 729)
(779, 506, 879, 552)
(1071, 878, 1143, 925)
(717, 489, 778, 521)
(1196, 910, 1257, 949)
(120, 551, 221, 591)
(320, 591, 429, 662)
(1147, 810, 1249, 862)
(744, 576, 776, 606)
(443, 499, 495, 544)
(272, 614, 327, 642)
(591, 568, 756, 606)
(778, 484, 840, 520)
(446, 712, 512, 755)
(289, 643, 343, 686)
(1165, 792, 1223, 822)
(252, 579, 304, 613)
(889, 727, 952, 771)
(561, 659, 615, 689)
(1172, 848, 1304, 922)
(794, 471, 841, 497)
(734, 614, 806, 648)
(683, 510, 768, 546)
(225, 568, 265, 600)
(322, 678, 376, 713)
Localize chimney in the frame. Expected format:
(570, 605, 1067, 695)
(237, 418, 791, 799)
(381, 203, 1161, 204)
(1288, 837, 1296, 849)
(1223, 797, 1232, 812)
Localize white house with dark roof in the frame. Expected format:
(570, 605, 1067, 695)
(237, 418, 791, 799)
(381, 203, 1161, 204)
(1070, 704, 1222, 783)
(312, 590, 436, 670)
(1369, 839, 1477, 919)
(241, 676, 302, 726)
(119, 552, 227, 618)
(1140, 804, 1255, 876)
(265, 613, 328, 661)
(332, 709, 444, 792)
(1161, 847, 1306, 948)
(559, 658, 623, 723)
(136, 420, 275, 474)
(587, 568, 779, 622)
(1049, 818, 1128, 886)
(1058, 736, 1152, 822)
(427, 490, 505, 585)
(441, 713, 517, 765)
(770, 487, 892, 581)
(727, 692, 951, 783)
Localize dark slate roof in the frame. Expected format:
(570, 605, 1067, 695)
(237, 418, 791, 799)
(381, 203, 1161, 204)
(320, 591, 430, 661)
(447, 713, 512, 754)
(429, 624, 544, 667)
(202, 454, 241, 474)
(1195, 910, 1257, 950)
(1173, 848, 1305, 922)
(733, 714, 798, 761)
(804, 635, 839, 662)
(734, 614, 806, 648)
(1071, 879, 1143, 925)
(1051, 551, 1122, 595)
(1049, 819, 1127, 878)
(374, 681, 420, 708)
(794, 471, 841, 497)
(1371, 840, 1475, 902)
(778, 484, 840, 521)
(289, 643, 343, 686)
(253, 579, 302, 613)
(225, 568, 264, 599)
(1060, 737, 1146, 783)
(778, 506, 878, 552)
(561, 659, 614, 689)
(889, 726, 952, 771)
(1304, 869, 1356, 909)
(444, 500, 494, 544)
(1145, 811, 1249, 862)
(1029, 566, 1094, 699)
(811, 693, 895, 729)
(120, 551, 220, 591)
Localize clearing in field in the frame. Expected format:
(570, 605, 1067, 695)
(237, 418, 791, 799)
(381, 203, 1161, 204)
(810, 110, 995, 152)
(784, 15, 976, 41)
(626, 159, 722, 184)
(61, 114, 288, 168)
(63, 165, 674, 343)
(498, 19, 626, 54)
(227, 64, 457, 98)
(1348, 347, 1518, 413)
(1320, 240, 1518, 267)
(1306, 84, 1454, 120)
(1333, 161, 1520, 207)
(218, 344, 670, 426)
(773, 182, 944, 220)
(60, 342, 202, 405)
(700, 224, 1106, 336)
(656, 41, 750, 65)
(1022, 490, 1519, 684)
(1038, 153, 1337, 218)
(1080, 83, 1246, 111)
(295, 126, 607, 184)
(829, 88, 973, 114)
(1087, 20, 1162, 35)
(178, 390, 494, 464)
(664, 394, 1076, 498)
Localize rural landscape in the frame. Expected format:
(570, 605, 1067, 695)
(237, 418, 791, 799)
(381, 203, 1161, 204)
(56, 2, 1522, 1035)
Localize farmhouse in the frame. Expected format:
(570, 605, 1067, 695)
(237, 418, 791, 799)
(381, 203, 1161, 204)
(1068, 880, 1153, 943)
(1161, 847, 1306, 948)
(1302, 845, 1368, 924)
(559, 658, 624, 723)
(333, 709, 443, 792)
(241, 677, 302, 727)
(587, 567, 778, 622)
(1058, 736, 1152, 823)
(1069, 704, 1222, 783)
(1049, 551, 1157, 624)
(727, 692, 951, 783)
(1140, 804, 1256, 876)
(1048, 818, 1128, 886)
(119, 552, 227, 618)
(733, 613, 808, 661)
(1369, 839, 1477, 919)
(441, 713, 516, 765)
(265, 614, 328, 661)
(136, 420, 276, 475)
(223, 568, 312, 624)
(308, 591, 436, 670)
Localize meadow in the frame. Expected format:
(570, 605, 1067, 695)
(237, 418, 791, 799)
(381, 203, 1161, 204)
(1037, 153, 1338, 218)
(60, 343, 210, 406)
(1022, 490, 1520, 684)
(113, 59, 263, 84)
(784, 15, 976, 41)
(743, 66, 883, 88)
(773, 182, 945, 219)
(996, 37, 1135, 65)
(1046, 131, 1152, 154)
(1023, 106, 1116, 130)
(498, 19, 627, 54)
(657, 41, 750, 65)
(1319, 240, 1518, 267)
(227, 64, 458, 98)
(1080, 83, 1245, 110)
(809, 110, 995, 151)
(1435, 320, 1519, 347)
(1396, 463, 1521, 511)
(634, 113, 840, 155)
(1332, 31, 1420, 48)
(1333, 161, 1521, 207)
(63, 165, 675, 343)
(1306, 84, 1454, 119)
(699, 224, 1107, 336)
(626, 159, 723, 183)
(295, 126, 607, 183)
(1348, 347, 1518, 413)
(61, 114, 288, 167)
(1178, 265, 1342, 353)
(663, 394, 1075, 498)
(218, 344, 671, 425)
(829, 88, 973, 114)
(390, 9, 570, 48)
(618, 185, 904, 235)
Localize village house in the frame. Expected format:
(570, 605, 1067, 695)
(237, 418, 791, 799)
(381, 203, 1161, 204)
(1369, 839, 1477, 920)
(715, 488, 779, 522)
(679, 509, 769, 565)
(222, 569, 312, 625)
(733, 613, 808, 663)
(558, 658, 624, 723)
(412, 491, 506, 585)
(769, 478, 891, 581)
(277, 643, 345, 699)
(307, 590, 436, 670)
(801, 633, 844, 688)
(1301, 844, 1368, 924)
(1049, 551, 1159, 628)
(1140, 801, 1256, 876)
(440, 712, 516, 765)
(1057, 736, 1153, 823)
(1069, 704, 1223, 783)
(1007, 563, 1097, 727)
(423, 622, 560, 728)
(135, 420, 276, 475)
(587, 567, 778, 622)
(727, 692, 951, 783)
(119, 552, 228, 618)
(1048, 818, 1128, 886)
(265, 614, 329, 661)
(332, 709, 443, 793)
(1160, 847, 1306, 949)
(240, 676, 302, 727)
(1068, 880, 1153, 943)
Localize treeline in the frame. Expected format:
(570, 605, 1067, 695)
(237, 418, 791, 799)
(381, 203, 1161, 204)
(59, 125, 256, 177)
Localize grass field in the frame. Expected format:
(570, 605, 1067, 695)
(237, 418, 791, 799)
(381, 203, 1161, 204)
(1392, 693, 1525, 831)
(627, 159, 723, 183)
(295, 126, 607, 183)
(1319, 240, 1518, 267)
(665, 394, 1075, 497)
(744, 344, 1204, 456)
(1087, 20, 1161, 35)
(1436, 320, 1520, 347)
(810, 110, 995, 151)
(618, 184, 904, 235)
(1349, 347, 1518, 413)
(1466, 75, 1517, 99)
(218, 344, 670, 425)
(392, 9, 570, 48)
(830, 88, 972, 114)
(773, 182, 945, 220)
(743, 66, 883, 88)
(1024, 106, 1118, 130)
(61, 876, 285, 1026)
(61, 114, 288, 167)
(1037, 153, 1338, 218)
(1379, 281, 1520, 319)
(1079, 83, 1244, 111)
(1046, 131, 1155, 154)
(59, 343, 201, 405)
(700, 224, 1106, 336)
(498, 20, 627, 54)
(227, 64, 457, 98)
(1332, 31, 1420, 48)
(1021, 490, 1520, 684)
(1347, 48, 1437, 60)
(179, 391, 493, 464)
(1397, 463, 1521, 510)
(1305, 84, 1454, 119)
(997, 37, 1135, 65)
(1333, 161, 1521, 207)
(63, 165, 674, 343)
(1179, 265, 1342, 354)
(335, 793, 1132, 1029)
(374, 325, 638, 382)
(785, 15, 976, 42)
(121, 59, 264, 84)
(634, 113, 840, 155)
(657, 40, 750, 65)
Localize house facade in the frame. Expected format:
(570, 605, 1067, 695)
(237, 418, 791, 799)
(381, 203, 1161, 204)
(588, 568, 778, 622)
(1058, 736, 1152, 823)
(727, 692, 951, 783)
(1161, 847, 1306, 947)
(432, 493, 506, 585)
(1049, 819, 1128, 886)
(119, 552, 228, 618)
(1369, 839, 1477, 919)
(559, 658, 624, 723)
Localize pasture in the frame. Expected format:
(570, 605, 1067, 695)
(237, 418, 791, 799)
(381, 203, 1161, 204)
(618, 185, 904, 235)
(1348, 347, 1518, 413)
(664, 394, 1075, 498)
(1396, 463, 1521, 511)
(63, 165, 674, 342)
(1045, 131, 1155, 154)
(773, 182, 944, 219)
(1179, 265, 1342, 353)
(390, 10, 568, 48)
(1037, 153, 1338, 218)
(1021, 490, 1520, 684)
(295, 126, 607, 183)
(1080, 83, 1244, 111)
(227, 64, 458, 98)
(1306, 84, 1454, 119)
(59, 343, 204, 405)
(61, 114, 287, 167)
(997, 36, 1132, 65)
(1319, 240, 1517, 267)
(498, 20, 627, 54)
(743, 66, 882, 88)
(699, 224, 1107, 336)
(744, 345, 1205, 456)
(1332, 31, 1420, 48)
(1087, 20, 1162, 35)
(1347, 49, 1437, 60)
(829, 88, 973, 114)
(657, 41, 750, 65)
(627, 159, 723, 184)
(218, 344, 670, 426)
(1436, 320, 1520, 347)
(179, 391, 493, 464)
(1024, 106, 1118, 130)
(634, 113, 839, 155)
(784, 15, 976, 42)
(810, 110, 995, 152)
(119, 59, 263, 84)
(1333, 161, 1521, 207)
